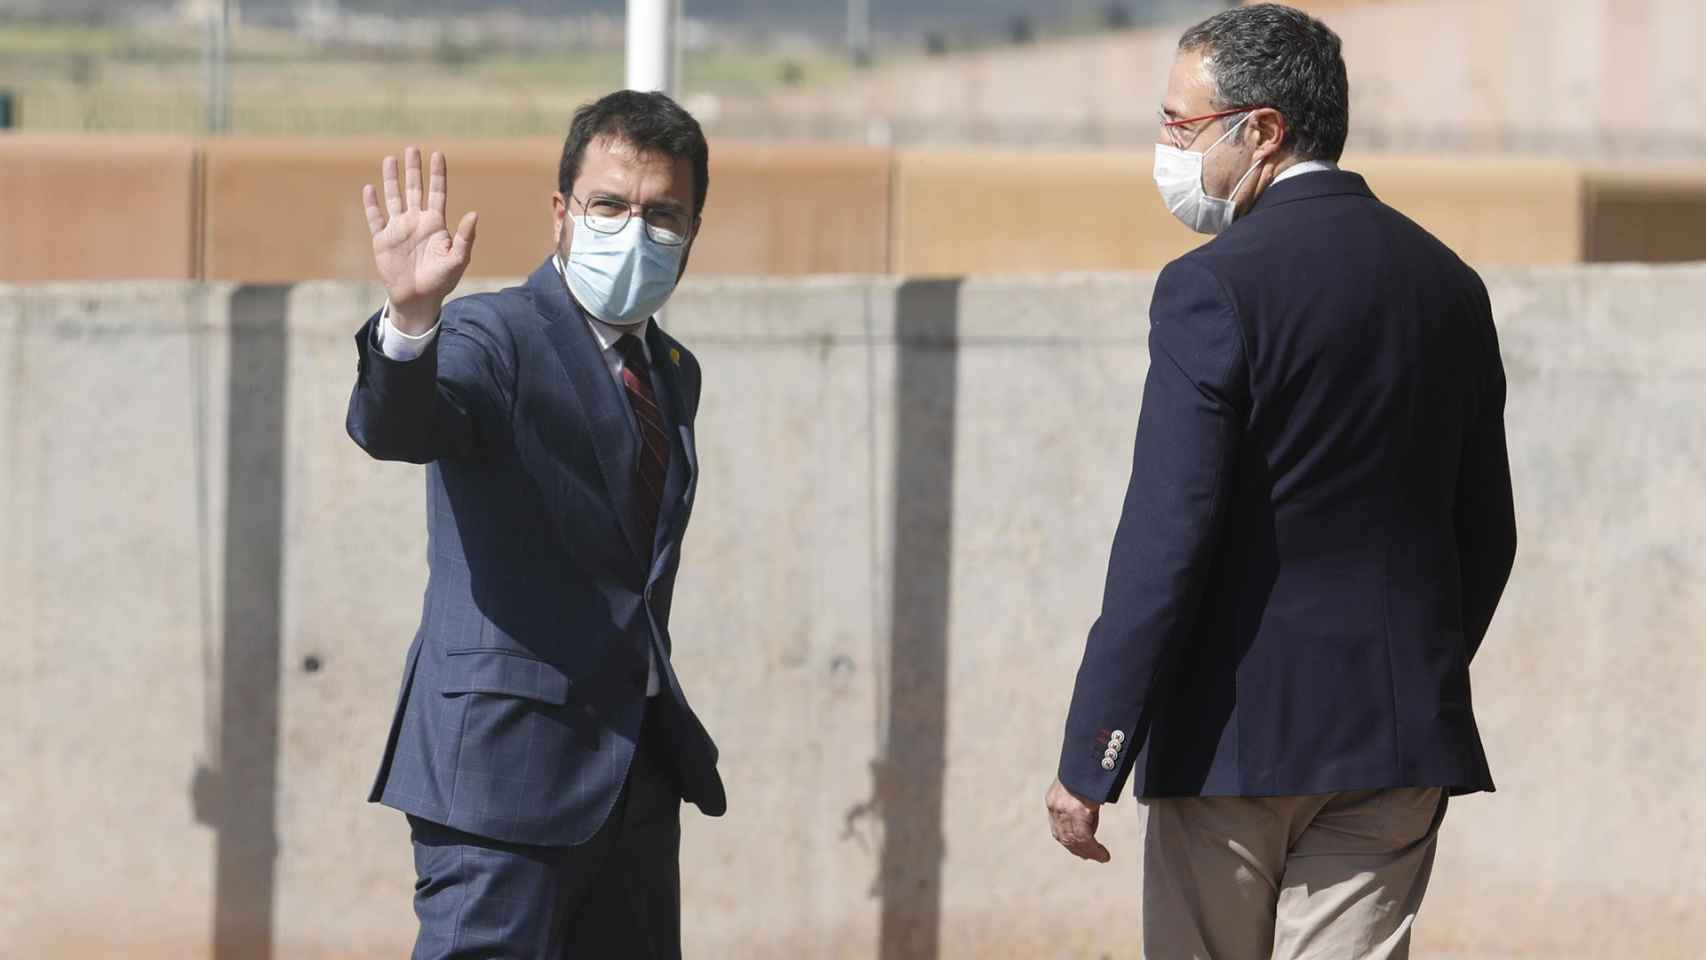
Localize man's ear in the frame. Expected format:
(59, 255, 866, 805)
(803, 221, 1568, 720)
(552, 192, 569, 245)
(1250, 108, 1289, 163)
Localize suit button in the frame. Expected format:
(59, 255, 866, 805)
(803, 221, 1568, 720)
(1110, 730, 1125, 744)
(1101, 757, 1117, 771)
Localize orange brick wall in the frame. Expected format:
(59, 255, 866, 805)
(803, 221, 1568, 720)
(0, 134, 200, 283)
(2, 133, 1701, 284)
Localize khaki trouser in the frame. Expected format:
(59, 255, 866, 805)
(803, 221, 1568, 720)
(1141, 788, 1448, 960)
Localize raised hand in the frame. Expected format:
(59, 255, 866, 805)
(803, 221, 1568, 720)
(362, 146, 479, 336)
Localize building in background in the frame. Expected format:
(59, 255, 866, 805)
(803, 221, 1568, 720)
(1, 0, 1701, 159)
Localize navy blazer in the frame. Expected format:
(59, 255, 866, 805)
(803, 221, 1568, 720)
(347, 258, 725, 847)
(1060, 171, 1517, 803)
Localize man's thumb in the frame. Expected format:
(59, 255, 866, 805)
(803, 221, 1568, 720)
(453, 211, 478, 255)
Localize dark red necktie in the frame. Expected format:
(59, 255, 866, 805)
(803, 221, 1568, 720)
(614, 334, 671, 551)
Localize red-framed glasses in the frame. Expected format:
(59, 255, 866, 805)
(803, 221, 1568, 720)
(1158, 107, 1265, 149)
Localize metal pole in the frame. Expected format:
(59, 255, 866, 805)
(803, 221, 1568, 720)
(625, 0, 678, 95)
(847, 0, 871, 67)
(204, 0, 231, 133)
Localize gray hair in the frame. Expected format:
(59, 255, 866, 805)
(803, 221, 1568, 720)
(1178, 3, 1350, 162)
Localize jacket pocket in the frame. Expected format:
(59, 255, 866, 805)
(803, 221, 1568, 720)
(439, 649, 572, 706)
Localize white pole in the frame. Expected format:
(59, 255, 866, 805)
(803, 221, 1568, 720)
(847, 0, 871, 66)
(204, 0, 231, 133)
(626, 0, 679, 96)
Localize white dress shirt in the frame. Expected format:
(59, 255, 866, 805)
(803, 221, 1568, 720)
(1273, 159, 1339, 184)
(375, 255, 662, 697)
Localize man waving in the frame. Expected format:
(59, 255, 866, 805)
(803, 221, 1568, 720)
(347, 91, 723, 959)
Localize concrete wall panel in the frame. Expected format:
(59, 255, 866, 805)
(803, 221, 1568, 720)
(0, 135, 199, 283)
(1418, 265, 1706, 958)
(0, 282, 227, 958)
(1, 267, 1704, 957)
(271, 280, 427, 958)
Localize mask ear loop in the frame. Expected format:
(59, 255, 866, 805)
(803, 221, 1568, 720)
(1209, 112, 1268, 206)
(1198, 112, 1253, 199)
(1225, 155, 1264, 204)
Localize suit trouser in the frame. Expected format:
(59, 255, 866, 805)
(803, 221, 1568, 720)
(1141, 787, 1448, 960)
(407, 697, 683, 960)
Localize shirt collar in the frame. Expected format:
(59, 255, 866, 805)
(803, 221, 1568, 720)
(1272, 159, 1340, 185)
(554, 253, 651, 360)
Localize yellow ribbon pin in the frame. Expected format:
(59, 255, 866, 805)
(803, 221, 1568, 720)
(670, 348, 681, 366)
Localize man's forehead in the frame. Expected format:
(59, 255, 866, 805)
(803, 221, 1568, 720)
(581, 135, 647, 170)
(578, 137, 691, 195)
(1163, 49, 1214, 114)
(581, 136, 685, 177)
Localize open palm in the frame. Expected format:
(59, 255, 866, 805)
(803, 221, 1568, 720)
(362, 146, 478, 334)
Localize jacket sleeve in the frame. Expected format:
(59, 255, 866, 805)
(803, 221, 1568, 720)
(344, 299, 516, 464)
(1057, 258, 1249, 803)
(1454, 281, 1517, 661)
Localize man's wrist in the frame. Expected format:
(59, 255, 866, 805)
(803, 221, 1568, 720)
(376, 300, 441, 362)
(390, 301, 443, 337)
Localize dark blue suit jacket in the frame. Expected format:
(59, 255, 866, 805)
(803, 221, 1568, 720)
(1060, 171, 1517, 803)
(347, 258, 725, 847)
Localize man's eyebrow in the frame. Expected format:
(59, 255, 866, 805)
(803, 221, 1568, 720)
(583, 191, 687, 216)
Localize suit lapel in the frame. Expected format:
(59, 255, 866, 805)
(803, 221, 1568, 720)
(646, 323, 696, 565)
(529, 261, 650, 566)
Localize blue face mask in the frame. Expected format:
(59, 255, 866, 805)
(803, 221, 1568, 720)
(561, 214, 686, 328)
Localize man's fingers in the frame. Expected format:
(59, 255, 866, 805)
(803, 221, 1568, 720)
(404, 146, 423, 212)
(382, 155, 404, 216)
(1053, 819, 1112, 863)
(1067, 838, 1112, 863)
(362, 184, 387, 237)
(452, 211, 478, 259)
(428, 151, 448, 216)
(1047, 793, 1111, 863)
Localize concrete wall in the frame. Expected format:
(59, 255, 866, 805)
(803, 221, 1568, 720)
(1, 266, 1704, 958)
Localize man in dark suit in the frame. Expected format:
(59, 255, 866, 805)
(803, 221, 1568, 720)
(1044, 6, 1516, 957)
(346, 91, 724, 958)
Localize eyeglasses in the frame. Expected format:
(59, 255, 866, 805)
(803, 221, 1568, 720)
(571, 194, 693, 246)
(1157, 107, 1262, 150)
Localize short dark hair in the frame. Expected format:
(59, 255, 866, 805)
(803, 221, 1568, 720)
(558, 90, 710, 217)
(1178, 3, 1350, 162)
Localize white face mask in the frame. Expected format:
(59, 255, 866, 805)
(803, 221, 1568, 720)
(1153, 113, 1263, 235)
(561, 214, 687, 328)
